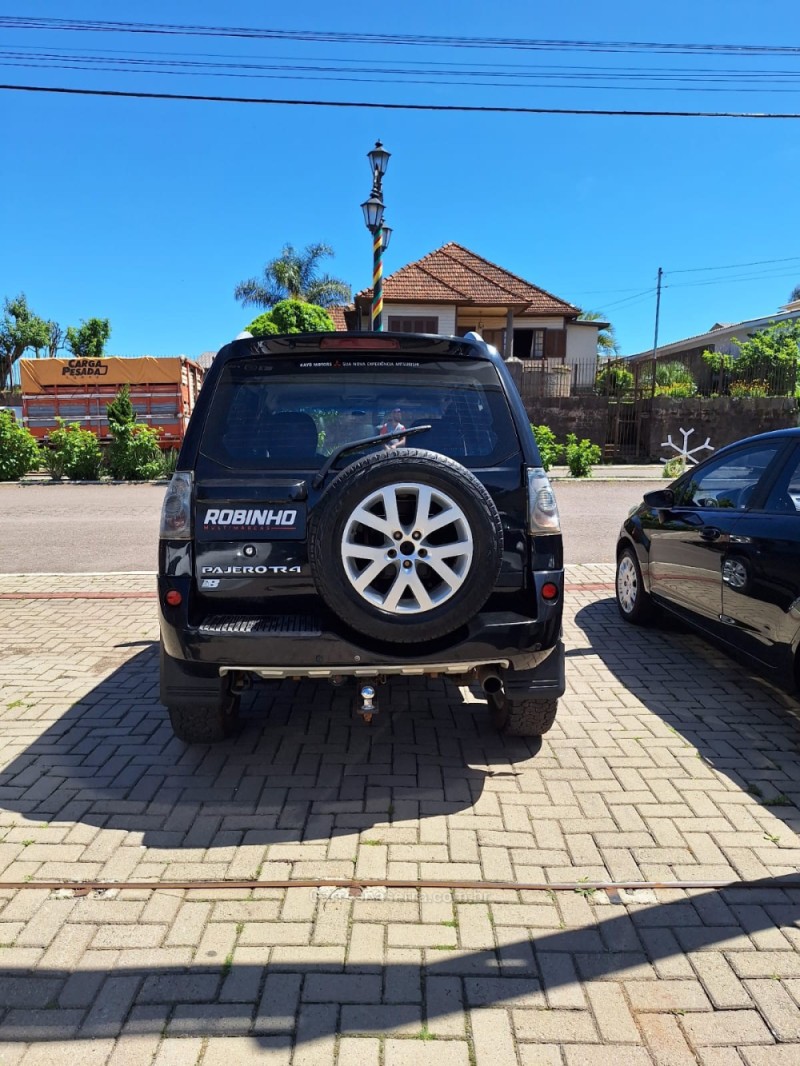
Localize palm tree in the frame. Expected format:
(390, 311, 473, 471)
(578, 310, 620, 356)
(234, 243, 351, 310)
(789, 283, 800, 303)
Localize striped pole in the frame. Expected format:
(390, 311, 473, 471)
(372, 226, 383, 332)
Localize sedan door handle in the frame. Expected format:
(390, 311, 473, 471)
(700, 526, 727, 542)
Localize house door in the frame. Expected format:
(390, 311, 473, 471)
(482, 329, 505, 353)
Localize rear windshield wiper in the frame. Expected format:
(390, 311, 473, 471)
(312, 424, 431, 489)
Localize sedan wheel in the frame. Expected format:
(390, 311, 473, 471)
(615, 547, 653, 624)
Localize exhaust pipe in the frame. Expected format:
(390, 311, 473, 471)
(476, 666, 503, 695)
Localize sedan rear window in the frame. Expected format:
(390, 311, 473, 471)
(197, 357, 521, 472)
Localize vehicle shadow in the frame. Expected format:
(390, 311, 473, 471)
(0, 875, 798, 1043)
(0, 644, 542, 849)
(572, 596, 800, 834)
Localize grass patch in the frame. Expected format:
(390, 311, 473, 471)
(415, 1027, 437, 1040)
(764, 794, 793, 807)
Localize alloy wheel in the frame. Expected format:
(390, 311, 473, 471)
(341, 482, 473, 614)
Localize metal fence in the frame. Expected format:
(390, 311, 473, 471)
(603, 353, 798, 400)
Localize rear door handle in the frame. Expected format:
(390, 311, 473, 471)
(700, 527, 726, 542)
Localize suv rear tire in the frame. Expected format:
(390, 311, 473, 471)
(309, 448, 503, 643)
(489, 693, 558, 737)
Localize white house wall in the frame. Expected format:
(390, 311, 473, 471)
(514, 316, 566, 330)
(565, 323, 599, 368)
(383, 303, 457, 336)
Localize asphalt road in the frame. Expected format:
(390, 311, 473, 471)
(1, 479, 663, 573)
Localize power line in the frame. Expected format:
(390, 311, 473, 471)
(597, 288, 658, 311)
(8, 59, 800, 95)
(667, 270, 800, 289)
(10, 42, 800, 79)
(6, 53, 800, 94)
(4, 17, 800, 57)
(3, 82, 800, 118)
(667, 254, 800, 274)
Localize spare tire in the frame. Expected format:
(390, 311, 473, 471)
(308, 448, 503, 643)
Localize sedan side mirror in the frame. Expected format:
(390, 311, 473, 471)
(643, 488, 675, 509)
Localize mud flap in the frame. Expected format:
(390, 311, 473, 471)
(159, 643, 227, 707)
(502, 641, 565, 698)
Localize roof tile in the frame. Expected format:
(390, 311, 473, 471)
(357, 242, 578, 315)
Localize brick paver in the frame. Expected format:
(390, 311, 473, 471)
(0, 566, 798, 1062)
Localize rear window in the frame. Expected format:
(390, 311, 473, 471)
(198, 356, 521, 472)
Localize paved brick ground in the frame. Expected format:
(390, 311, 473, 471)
(0, 566, 799, 1064)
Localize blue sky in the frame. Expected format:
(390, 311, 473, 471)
(2, 0, 799, 360)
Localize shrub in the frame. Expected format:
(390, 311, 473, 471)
(564, 433, 601, 478)
(654, 361, 696, 397)
(531, 424, 563, 471)
(44, 420, 103, 480)
(247, 299, 335, 337)
(106, 384, 165, 479)
(0, 410, 39, 480)
(596, 364, 634, 395)
(246, 312, 280, 337)
(662, 457, 685, 479)
(655, 381, 697, 398)
(162, 448, 180, 477)
(729, 379, 770, 398)
(701, 349, 734, 374)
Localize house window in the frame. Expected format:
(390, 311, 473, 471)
(513, 329, 546, 359)
(388, 316, 439, 334)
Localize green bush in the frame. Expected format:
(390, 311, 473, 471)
(0, 410, 39, 480)
(596, 364, 634, 395)
(43, 420, 103, 480)
(247, 299, 335, 337)
(246, 312, 281, 337)
(729, 378, 770, 398)
(655, 381, 697, 398)
(106, 384, 165, 479)
(654, 361, 696, 397)
(662, 457, 685, 479)
(531, 424, 563, 471)
(162, 448, 180, 477)
(564, 433, 601, 478)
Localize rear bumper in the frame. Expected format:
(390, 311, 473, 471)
(160, 604, 561, 679)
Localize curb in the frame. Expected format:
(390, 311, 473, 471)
(4, 479, 169, 487)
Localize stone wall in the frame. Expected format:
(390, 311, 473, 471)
(647, 396, 799, 460)
(518, 393, 799, 460)
(521, 395, 608, 446)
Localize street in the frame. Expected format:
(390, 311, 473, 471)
(1, 479, 662, 573)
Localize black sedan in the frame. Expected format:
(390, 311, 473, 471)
(616, 428, 800, 690)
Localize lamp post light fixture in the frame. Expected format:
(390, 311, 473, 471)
(360, 140, 391, 331)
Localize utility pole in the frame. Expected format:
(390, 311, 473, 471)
(650, 267, 663, 397)
(652, 267, 663, 358)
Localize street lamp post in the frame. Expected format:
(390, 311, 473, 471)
(361, 141, 391, 331)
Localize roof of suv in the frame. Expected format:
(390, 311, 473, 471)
(219, 331, 499, 365)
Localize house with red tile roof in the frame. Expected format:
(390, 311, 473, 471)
(335, 242, 603, 388)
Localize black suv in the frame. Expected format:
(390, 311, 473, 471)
(158, 331, 564, 743)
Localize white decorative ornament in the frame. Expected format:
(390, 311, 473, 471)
(661, 426, 713, 466)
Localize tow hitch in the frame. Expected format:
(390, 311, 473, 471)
(356, 683, 378, 723)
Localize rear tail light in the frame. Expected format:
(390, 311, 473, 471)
(319, 336, 399, 350)
(160, 471, 193, 540)
(527, 467, 561, 535)
(541, 582, 559, 601)
(165, 590, 183, 606)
